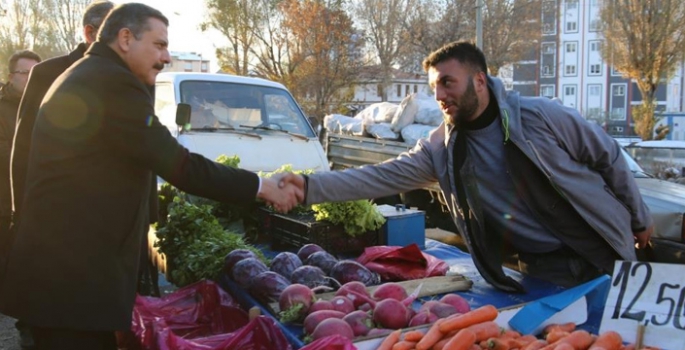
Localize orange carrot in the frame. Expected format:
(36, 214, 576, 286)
(469, 345, 481, 350)
(393, 340, 418, 350)
(500, 330, 521, 339)
(621, 346, 635, 350)
(553, 344, 575, 350)
(543, 323, 576, 335)
(522, 340, 550, 350)
(546, 330, 571, 344)
(589, 331, 622, 350)
(466, 321, 502, 342)
(542, 330, 594, 350)
(513, 335, 539, 348)
(439, 305, 499, 333)
(443, 329, 477, 350)
(416, 319, 446, 350)
(487, 337, 516, 350)
(431, 336, 453, 350)
(378, 329, 403, 350)
(404, 330, 425, 342)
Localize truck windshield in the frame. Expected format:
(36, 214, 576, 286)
(179, 80, 315, 138)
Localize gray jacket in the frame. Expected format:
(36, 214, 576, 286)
(307, 77, 651, 291)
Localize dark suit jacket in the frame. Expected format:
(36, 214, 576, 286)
(11, 44, 87, 217)
(0, 42, 259, 330)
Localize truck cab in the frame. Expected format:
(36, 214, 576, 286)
(154, 72, 330, 173)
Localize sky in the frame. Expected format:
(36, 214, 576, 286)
(133, 0, 222, 71)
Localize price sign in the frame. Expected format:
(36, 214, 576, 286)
(600, 261, 685, 350)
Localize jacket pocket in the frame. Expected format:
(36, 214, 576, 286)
(525, 140, 553, 179)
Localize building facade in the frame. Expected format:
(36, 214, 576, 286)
(511, 0, 684, 138)
(346, 65, 432, 113)
(164, 51, 210, 73)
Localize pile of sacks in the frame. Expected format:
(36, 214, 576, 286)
(324, 92, 444, 146)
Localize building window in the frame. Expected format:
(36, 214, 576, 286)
(565, 86, 576, 96)
(184, 61, 192, 71)
(613, 85, 625, 96)
(565, 65, 576, 75)
(566, 0, 578, 10)
(414, 85, 418, 93)
(590, 41, 602, 52)
(589, 19, 601, 31)
(543, 23, 555, 34)
(589, 64, 601, 75)
(397, 84, 402, 97)
(565, 42, 576, 53)
(589, 85, 601, 96)
(610, 107, 626, 120)
(405, 84, 410, 96)
(542, 43, 555, 54)
(566, 21, 577, 32)
(201, 62, 208, 71)
(542, 65, 553, 77)
(377, 84, 384, 97)
(540, 85, 555, 98)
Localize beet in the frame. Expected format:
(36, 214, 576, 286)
(440, 293, 471, 314)
(373, 299, 410, 329)
(290, 265, 328, 289)
(311, 318, 354, 341)
(343, 310, 374, 336)
(279, 284, 315, 323)
(231, 257, 267, 288)
(303, 310, 346, 334)
(248, 271, 290, 304)
(329, 296, 355, 314)
(330, 260, 380, 286)
(270, 252, 303, 280)
(304, 251, 338, 275)
(297, 244, 325, 262)
(372, 282, 408, 302)
(428, 302, 458, 318)
(308, 300, 335, 313)
(408, 310, 439, 327)
(223, 249, 258, 275)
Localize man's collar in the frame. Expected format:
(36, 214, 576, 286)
(85, 42, 130, 71)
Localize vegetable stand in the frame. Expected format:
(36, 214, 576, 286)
(218, 238, 604, 349)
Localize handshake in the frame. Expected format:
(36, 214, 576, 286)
(257, 172, 306, 213)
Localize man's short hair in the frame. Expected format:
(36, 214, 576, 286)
(83, 1, 115, 29)
(422, 41, 488, 75)
(97, 3, 169, 44)
(8, 50, 42, 73)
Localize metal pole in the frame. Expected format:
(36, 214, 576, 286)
(476, 0, 483, 49)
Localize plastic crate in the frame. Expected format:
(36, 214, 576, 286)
(258, 208, 380, 256)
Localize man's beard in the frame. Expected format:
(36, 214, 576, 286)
(448, 78, 479, 126)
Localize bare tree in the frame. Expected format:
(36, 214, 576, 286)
(43, 0, 91, 53)
(352, 0, 417, 100)
(482, 0, 541, 76)
(600, 0, 685, 140)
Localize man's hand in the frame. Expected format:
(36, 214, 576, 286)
(634, 225, 653, 249)
(276, 173, 305, 197)
(257, 175, 303, 213)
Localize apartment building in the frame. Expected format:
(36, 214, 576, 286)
(511, 0, 683, 138)
(163, 51, 210, 73)
(346, 65, 432, 112)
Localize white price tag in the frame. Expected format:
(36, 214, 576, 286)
(600, 261, 685, 350)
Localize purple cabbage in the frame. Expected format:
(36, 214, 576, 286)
(330, 260, 380, 286)
(231, 257, 267, 288)
(305, 251, 338, 275)
(270, 252, 303, 281)
(297, 244, 325, 262)
(249, 271, 291, 304)
(223, 249, 258, 276)
(290, 265, 328, 289)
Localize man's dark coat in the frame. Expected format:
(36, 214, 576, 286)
(0, 42, 259, 330)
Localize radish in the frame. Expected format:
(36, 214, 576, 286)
(329, 295, 355, 314)
(367, 328, 393, 337)
(358, 303, 373, 312)
(336, 281, 369, 297)
(343, 310, 374, 336)
(408, 310, 439, 327)
(373, 298, 410, 329)
(419, 300, 441, 312)
(439, 293, 471, 313)
(371, 282, 408, 302)
(311, 318, 354, 341)
(336, 281, 375, 308)
(278, 283, 315, 323)
(303, 310, 346, 334)
(308, 300, 334, 314)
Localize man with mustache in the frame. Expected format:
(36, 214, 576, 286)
(0, 3, 301, 349)
(281, 41, 653, 292)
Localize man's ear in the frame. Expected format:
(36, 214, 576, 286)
(117, 28, 134, 53)
(474, 71, 488, 92)
(83, 25, 97, 43)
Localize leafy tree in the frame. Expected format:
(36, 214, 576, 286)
(600, 0, 685, 140)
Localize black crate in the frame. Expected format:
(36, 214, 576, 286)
(258, 208, 380, 256)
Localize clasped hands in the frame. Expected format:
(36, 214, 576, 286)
(257, 173, 306, 213)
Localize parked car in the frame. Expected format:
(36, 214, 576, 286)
(622, 148, 685, 263)
(625, 140, 685, 180)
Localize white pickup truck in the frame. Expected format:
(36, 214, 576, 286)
(154, 72, 330, 173)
